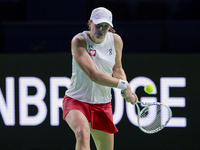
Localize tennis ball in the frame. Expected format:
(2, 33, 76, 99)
(144, 84, 154, 93)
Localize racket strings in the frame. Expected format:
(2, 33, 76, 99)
(139, 105, 169, 133)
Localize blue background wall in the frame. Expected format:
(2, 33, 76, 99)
(0, 0, 200, 54)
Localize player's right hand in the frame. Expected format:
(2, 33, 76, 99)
(121, 84, 138, 104)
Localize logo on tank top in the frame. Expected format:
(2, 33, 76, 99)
(108, 49, 112, 55)
(89, 49, 96, 56)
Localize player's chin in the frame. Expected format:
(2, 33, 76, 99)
(96, 35, 104, 39)
(96, 33, 104, 38)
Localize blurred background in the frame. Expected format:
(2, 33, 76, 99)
(0, 0, 200, 150)
(0, 0, 200, 54)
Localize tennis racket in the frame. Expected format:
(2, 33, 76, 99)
(121, 90, 172, 134)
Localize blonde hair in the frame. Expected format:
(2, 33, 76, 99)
(88, 20, 116, 33)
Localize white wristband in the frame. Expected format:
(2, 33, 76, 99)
(117, 79, 128, 90)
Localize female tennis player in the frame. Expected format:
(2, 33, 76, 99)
(63, 7, 138, 150)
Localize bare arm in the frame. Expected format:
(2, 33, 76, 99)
(112, 33, 127, 80)
(71, 34, 119, 87)
(112, 33, 138, 104)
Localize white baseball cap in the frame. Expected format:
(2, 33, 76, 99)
(90, 7, 113, 27)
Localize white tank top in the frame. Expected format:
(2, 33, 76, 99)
(65, 31, 116, 104)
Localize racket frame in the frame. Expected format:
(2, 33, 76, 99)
(135, 101, 172, 134)
(120, 90, 172, 134)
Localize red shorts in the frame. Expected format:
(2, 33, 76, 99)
(62, 95, 118, 134)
